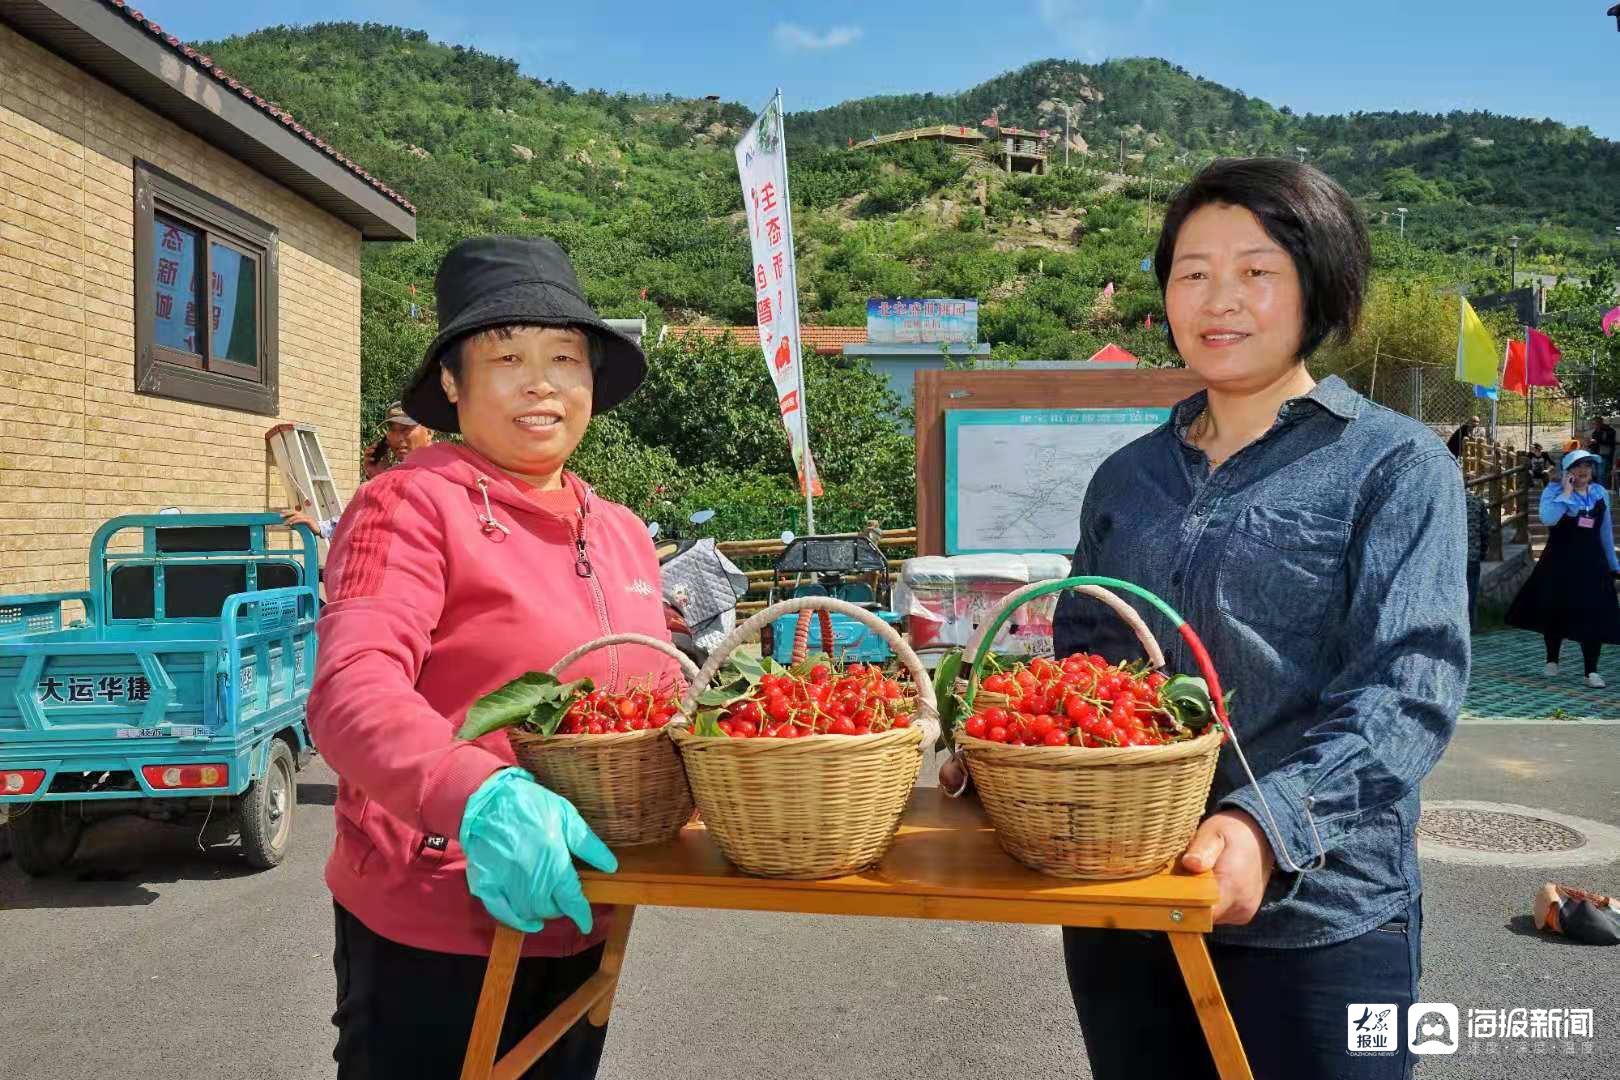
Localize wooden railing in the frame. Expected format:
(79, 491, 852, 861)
(1461, 437, 1533, 562)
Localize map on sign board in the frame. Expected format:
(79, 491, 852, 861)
(944, 408, 1171, 555)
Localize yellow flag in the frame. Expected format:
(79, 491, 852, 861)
(1455, 296, 1499, 387)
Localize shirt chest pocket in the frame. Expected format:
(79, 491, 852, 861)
(1216, 505, 1351, 635)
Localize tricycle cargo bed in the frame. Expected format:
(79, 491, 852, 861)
(0, 514, 319, 809)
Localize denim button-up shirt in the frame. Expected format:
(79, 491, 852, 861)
(1054, 376, 1469, 948)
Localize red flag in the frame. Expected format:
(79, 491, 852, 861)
(1526, 328, 1561, 387)
(1144, 314, 1153, 329)
(1502, 339, 1527, 395)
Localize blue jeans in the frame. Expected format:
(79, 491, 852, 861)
(1063, 898, 1422, 1080)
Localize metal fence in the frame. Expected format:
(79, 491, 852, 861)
(1356, 364, 1595, 456)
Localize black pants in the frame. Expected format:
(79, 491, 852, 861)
(1063, 899, 1422, 1080)
(1545, 633, 1602, 675)
(332, 903, 607, 1080)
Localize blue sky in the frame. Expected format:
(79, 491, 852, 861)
(156, 1, 1619, 139)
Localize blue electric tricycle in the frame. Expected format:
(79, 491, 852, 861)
(0, 514, 318, 875)
(763, 535, 906, 665)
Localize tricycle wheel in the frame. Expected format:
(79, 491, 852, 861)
(240, 739, 296, 869)
(12, 802, 85, 877)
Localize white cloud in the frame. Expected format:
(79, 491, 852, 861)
(773, 23, 864, 52)
(1035, 0, 1158, 60)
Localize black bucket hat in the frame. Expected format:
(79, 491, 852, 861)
(401, 236, 646, 433)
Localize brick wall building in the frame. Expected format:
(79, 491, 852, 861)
(1, 1, 415, 593)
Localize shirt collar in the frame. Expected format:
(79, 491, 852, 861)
(1171, 373, 1363, 433)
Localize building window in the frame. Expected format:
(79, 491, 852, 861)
(135, 161, 279, 414)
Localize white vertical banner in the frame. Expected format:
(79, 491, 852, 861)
(735, 91, 821, 506)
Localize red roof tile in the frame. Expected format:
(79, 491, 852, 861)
(99, 0, 415, 214)
(665, 325, 868, 355)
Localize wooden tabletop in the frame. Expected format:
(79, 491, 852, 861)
(580, 787, 1218, 933)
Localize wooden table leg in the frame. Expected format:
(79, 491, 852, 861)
(459, 923, 526, 1080)
(487, 906, 637, 1080)
(588, 904, 635, 1026)
(1168, 932, 1252, 1080)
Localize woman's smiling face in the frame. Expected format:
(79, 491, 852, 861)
(1165, 202, 1306, 393)
(441, 325, 594, 487)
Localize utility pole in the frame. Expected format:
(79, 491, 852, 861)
(1396, 207, 1408, 240)
(1062, 103, 1072, 168)
(1118, 132, 1125, 173)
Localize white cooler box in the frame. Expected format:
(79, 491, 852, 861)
(893, 553, 1072, 659)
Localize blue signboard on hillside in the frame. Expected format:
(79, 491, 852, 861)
(867, 298, 977, 345)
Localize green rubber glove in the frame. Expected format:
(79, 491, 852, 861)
(459, 768, 618, 934)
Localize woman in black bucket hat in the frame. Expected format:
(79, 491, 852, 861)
(307, 236, 681, 1079)
(403, 235, 646, 430)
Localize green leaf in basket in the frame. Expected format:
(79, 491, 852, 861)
(786, 654, 816, 679)
(456, 673, 591, 740)
(932, 649, 965, 753)
(1161, 674, 1220, 735)
(725, 650, 768, 688)
(696, 686, 747, 708)
(694, 709, 724, 737)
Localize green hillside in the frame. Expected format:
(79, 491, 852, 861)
(196, 24, 1620, 534)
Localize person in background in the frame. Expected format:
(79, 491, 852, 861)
(1591, 415, 1616, 489)
(364, 400, 435, 479)
(1528, 443, 1552, 486)
(1506, 449, 1620, 689)
(1464, 485, 1491, 629)
(1446, 414, 1480, 458)
(281, 403, 435, 539)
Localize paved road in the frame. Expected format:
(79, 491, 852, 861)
(3, 722, 1617, 1080)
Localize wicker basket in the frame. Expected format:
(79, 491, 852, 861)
(507, 633, 699, 848)
(955, 577, 1224, 879)
(669, 597, 939, 879)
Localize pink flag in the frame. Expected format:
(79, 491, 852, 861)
(1525, 328, 1561, 388)
(1603, 306, 1620, 337)
(1101, 281, 1115, 299)
(1144, 314, 1153, 329)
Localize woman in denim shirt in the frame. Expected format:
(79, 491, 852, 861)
(1054, 159, 1470, 1080)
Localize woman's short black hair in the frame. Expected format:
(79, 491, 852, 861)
(1154, 158, 1370, 360)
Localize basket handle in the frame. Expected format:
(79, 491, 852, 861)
(679, 596, 939, 744)
(958, 574, 1326, 876)
(549, 633, 702, 686)
(791, 608, 837, 664)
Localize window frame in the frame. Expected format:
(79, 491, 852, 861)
(134, 160, 279, 415)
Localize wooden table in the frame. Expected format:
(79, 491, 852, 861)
(458, 788, 1252, 1080)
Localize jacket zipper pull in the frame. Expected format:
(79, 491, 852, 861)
(575, 537, 593, 578)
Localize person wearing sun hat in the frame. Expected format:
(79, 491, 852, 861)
(306, 236, 678, 1078)
(1506, 448, 1620, 688)
(361, 399, 435, 480)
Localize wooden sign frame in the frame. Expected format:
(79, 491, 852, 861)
(914, 368, 1207, 556)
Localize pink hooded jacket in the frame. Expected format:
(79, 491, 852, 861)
(308, 442, 678, 957)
